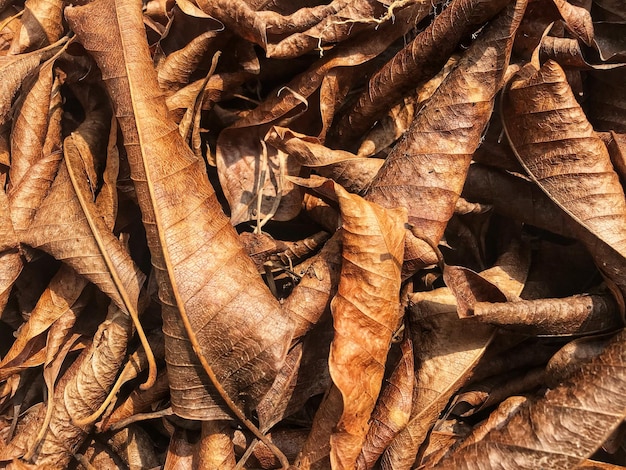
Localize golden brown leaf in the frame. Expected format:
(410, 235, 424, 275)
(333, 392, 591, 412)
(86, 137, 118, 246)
(9, 0, 64, 54)
(292, 176, 407, 468)
(366, 0, 527, 275)
(164, 427, 194, 470)
(0, 189, 21, 315)
(462, 164, 572, 238)
(0, 40, 64, 127)
(356, 334, 414, 470)
(216, 3, 425, 226)
(195, 420, 236, 470)
(0, 265, 88, 382)
(66, 0, 293, 432)
(157, 30, 221, 92)
(382, 237, 530, 469)
(430, 328, 626, 469)
(8, 56, 59, 192)
(100, 370, 169, 432)
(1, 305, 131, 468)
(332, 0, 512, 147)
(468, 294, 622, 336)
(503, 59, 626, 304)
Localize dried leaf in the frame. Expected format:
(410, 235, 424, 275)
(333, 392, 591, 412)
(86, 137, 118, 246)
(216, 3, 424, 226)
(293, 176, 407, 468)
(100, 371, 169, 432)
(18, 132, 145, 322)
(469, 294, 622, 336)
(332, 0, 512, 147)
(462, 164, 572, 239)
(0, 189, 22, 315)
(552, 0, 594, 45)
(382, 237, 530, 469)
(157, 29, 220, 92)
(164, 427, 194, 470)
(356, 334, 414, 470)
(9, 0, 64, 54)
(0, 40, 63, 127)
(1, 305, 131, 468)
(0, 265, 88, 382)
(66, 0, 293, 429)
(503, 59, 626, 303)
(430, 328, 626, 469)
(257, 316, 332, 431)
(195, 420, 236, 469)
(366, 0, 526, 275)
(8, 56, 59, 191)
(282, 233, 342, 341)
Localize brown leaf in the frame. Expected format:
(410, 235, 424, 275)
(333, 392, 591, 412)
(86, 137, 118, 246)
(430, 327, 626, 469)
(9, 0, 64, 54)
(503, 59, 626, 304)
(164, 427, 194, 470)
(8, 56, 60, 192)
(0, 265, 88, 382)
(366, 0, 526, 275)
(296, 176, 407, 468)
(462, 164, 572, 239)
(215, 3, 424, 226)
(551, 0, 594, 45)
(18, 133, 145, 321)
(332, 0, 513, 147)
(469, 294, 622, 336)
(0, 189, 22, 315)
(1, 305, 131, 468)
(381, 237, 530, 469)
(356, 334, 414, 470)
(65, 0, 293, 429)
(0, 40, 64, 128)
(100, 370, 169, 432)
(157, 29, 221, 92)
(257, 316, 332, 432)
(282, 233, 342, 342)
(263, 0, 394, 59)
(195, 420, 236, 470)
(107, 424, 161, 470)
(165, 71, 248, 122)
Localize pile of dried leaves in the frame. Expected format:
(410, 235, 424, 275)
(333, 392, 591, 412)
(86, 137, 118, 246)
(0, 0, 625, 468)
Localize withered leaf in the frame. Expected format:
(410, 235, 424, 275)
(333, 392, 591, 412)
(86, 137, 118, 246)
(0, 189, 21, 315)
(382, 237, 530, 469)
(9, 0, 64, 54)
(66, 0, 293, 425)
(0, 265, 88, 382)
(366, 0, 527, 275)
(430, 328, 626, 469)
(469, 294, 622, 336)
(503, 59, 626, 304)
(216, 3, 424, 226)
(293, 176, 406, 468)
(1, 305, 131, 468)
(332, 0, 512, 147)
(356, 334, 414, 470)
